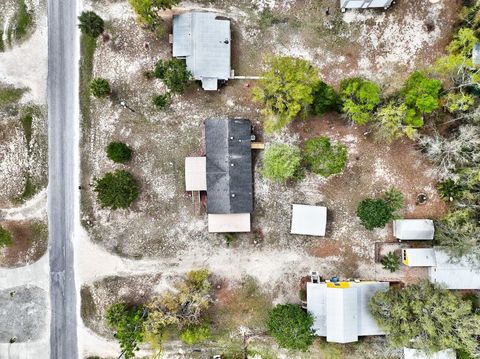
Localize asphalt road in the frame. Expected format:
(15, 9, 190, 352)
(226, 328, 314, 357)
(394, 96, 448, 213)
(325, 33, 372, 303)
(47, 0, 79, 357)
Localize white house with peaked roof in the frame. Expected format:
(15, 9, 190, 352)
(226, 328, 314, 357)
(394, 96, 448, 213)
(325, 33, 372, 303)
(393, 219, 434, 241)
(172, 12, 231, 90)
(306, 280, 389, 343)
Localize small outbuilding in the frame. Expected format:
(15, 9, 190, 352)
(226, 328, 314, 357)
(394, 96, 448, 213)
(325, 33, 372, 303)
(393, 219, 434, 241)
(404, 348, 456, 359)
(307, 280, 389, 343)
(402, 248, 436, 267)
(185, 157, 207, 191)
(473, 43, 480, 66)
(340, 0, 394, 11)
(291, 204, 327, 236)
(172, 12, 231, 90)
(428, 250, 480, 290)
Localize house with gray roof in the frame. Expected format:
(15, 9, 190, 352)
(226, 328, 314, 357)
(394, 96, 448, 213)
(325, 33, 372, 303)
(172, 12, 231, 91)
(340, 0, 394, 11)
(205, 118, 253, 214)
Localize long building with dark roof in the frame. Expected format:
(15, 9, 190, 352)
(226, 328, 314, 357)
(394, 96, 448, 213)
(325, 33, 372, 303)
(205, 118, 253, 214)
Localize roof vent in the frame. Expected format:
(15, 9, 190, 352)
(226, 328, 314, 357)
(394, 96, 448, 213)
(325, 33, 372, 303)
(231, 193, 236, 198)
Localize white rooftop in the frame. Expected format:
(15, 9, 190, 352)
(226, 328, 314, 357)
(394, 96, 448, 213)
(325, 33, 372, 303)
(291, 204, 327, 236)
(207, 213, 250, 233)
(172, 12, 231, 90)
(428, 250, 480, 290)
(393, 219, 434, 240)
(307, 281, 389, 343)
(402, 248, 436, 267)
(404, 348, 456, 359)
(185, 157, 207, 191)
(340, 0, 394, 9)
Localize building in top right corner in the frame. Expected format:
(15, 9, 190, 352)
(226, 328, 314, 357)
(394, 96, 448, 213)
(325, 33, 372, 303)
(340, 0, 394, 11)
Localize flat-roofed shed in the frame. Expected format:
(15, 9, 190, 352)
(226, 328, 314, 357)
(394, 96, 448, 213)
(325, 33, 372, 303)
(205, 118, 253, 214)
(340, 0, 394, 10)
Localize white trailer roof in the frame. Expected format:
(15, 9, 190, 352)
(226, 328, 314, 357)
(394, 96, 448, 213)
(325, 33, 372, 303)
(185, 157, 207, 191)
(404, 348, 456, 359)
(307, 281, 388, 343)
(340, 0, 394, 9)
(428, 250, 480, 289)
(291, 204, 327, 236)
(207, 213, 250, 233)
(402, 248, 436, 267)
(393, 219, 434, 240)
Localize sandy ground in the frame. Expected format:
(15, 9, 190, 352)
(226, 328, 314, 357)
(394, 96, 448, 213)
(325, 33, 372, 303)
(74, 0, 457, 357)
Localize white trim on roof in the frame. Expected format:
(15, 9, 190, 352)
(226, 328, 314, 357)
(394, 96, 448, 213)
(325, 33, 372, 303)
(207, 213, 250, 233)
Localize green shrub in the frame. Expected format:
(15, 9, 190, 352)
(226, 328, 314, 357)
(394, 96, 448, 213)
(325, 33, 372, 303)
(95, 170, 139, 209)
(266, 304, 314, 351)
(356, 198, 394, 230)
(340, 77, 381, 125)
(106, 303, 146, 359)
(78, 11, 104, 38)
(261, 144, 302, 182)
(0, 226, 13, 247)
(437, 179, 464, 201)
(153, 59, 191, 94)
(14, 0, 34, 41)
(106, 142, 132, 163)
(224, 233, 235, 247)
(128, 0, 179, 27)
(383, 187, 404, 212)
(152, 94, 170, 109)
(0, 85, 26, 108)
(303, 136, 347, 177)
(381, 252, 400, 273)
(312, 81, 340, 115)
(401, 71, 442, 114)
(180, 323, 211, 345)
(373, 101, 422, 143)
(89, 78, 110, 98)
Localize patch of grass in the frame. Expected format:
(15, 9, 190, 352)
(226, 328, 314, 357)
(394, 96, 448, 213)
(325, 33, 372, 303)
(80, 286, 97, 323)
(14, 0, 34, 41)
(20, 110, 33, 148)
(20, 175, 36, 201)
(0, 29, 4, 52)
(0, 85, 26, 109)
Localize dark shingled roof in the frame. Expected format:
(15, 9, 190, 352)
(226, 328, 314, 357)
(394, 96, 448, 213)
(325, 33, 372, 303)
(205, 118, 253, 214)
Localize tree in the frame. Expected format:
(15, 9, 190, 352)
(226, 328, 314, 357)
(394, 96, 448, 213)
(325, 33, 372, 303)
(128, 0, 179, 27)
(302, 136, 347, 177)
(0, 225, 12, 247)
(153, 59, 191, 94)
(401, 71, 442, 114)
(106, 142, 132, 163)
(447, 27, 478, 57)
(152, 94, 170, 110)
(78, 11, 104, 38)
(94, 170, 139, 209)
(144, 270, 211, 342)
(442, 92, 475, 114)
(266, 304, 314, 351)
(261, 144, 302, 182)
(339, 77, 381, 125)
(373, 101, 422, 143)
(437, 179, 465, 202)
(252, 56, 320, 133)
(105, 303, 146, 359)
(356, 198, 394, 230)
(381, 252, 400, 272)
(370, 280, 479, 356)
(383, 187, 404, 212)
(89, 78, 111, 98)
(179, 323, 211, 345)
(312, 81, 340, 115)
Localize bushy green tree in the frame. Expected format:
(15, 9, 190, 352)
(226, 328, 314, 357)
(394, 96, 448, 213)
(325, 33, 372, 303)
(312, 81, 340, 115)
(95, 170, 139, 209)
(373, 102, 422, 142)
(266, 304, 314, 351)
(261, 144, 302, 182)
(179, 323, 211, 345)
(339, 77, 381, 125)
(152, 94, 170, 110)
(0, 225, 13, 247)
(370, 280, 479, 356)
(302, 136, 347, 177)
(89, 78, 111, 98)
(447, 27, 478, 57)
(78, 11, 104, 38)
(129, 0, 179, 27)
(443, 92, 475, 113)
(106, 142, 132, 163)
(356, 198, 394, 230)
(383, 187, 405, 212)
(106, 303, 146, 359)
(153, 59, 191, 94)
(401, 71, 442, 114)
(381, 252, 400, 272)
(252, 56, 320, 133)
(437, 179, 465, 201)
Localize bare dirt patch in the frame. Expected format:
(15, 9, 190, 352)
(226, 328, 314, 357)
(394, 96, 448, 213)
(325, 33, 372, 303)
(0, 220, 47, 267)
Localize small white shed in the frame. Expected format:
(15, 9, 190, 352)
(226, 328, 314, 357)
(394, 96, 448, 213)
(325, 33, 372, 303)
(185, 157, 207, 191)
(402, 248, 436, 267)
(340, 0, 394, 11)
(291, 204, 327, 236)
(404, 348, 456, 359)
(393, 219, 434, 240)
